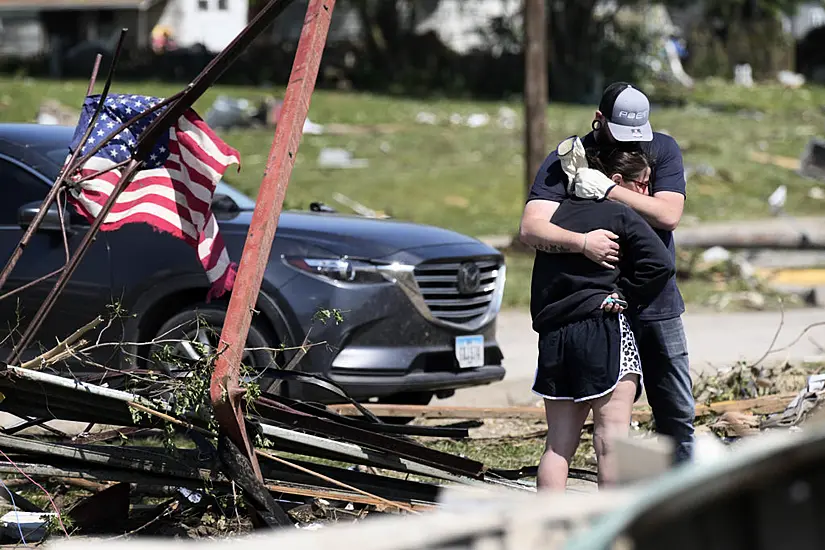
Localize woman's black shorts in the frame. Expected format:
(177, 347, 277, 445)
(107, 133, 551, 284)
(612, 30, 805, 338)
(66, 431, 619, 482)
(532, 313, 642, 402)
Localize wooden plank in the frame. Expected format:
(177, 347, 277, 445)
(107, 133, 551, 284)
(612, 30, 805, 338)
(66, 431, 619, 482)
(328, 404, 547, 420)
(748, 151, 801, 171)
(328, 393, 797, 422)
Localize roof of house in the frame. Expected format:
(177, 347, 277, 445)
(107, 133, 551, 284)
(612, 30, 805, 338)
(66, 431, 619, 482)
(0, 0, 155, 11)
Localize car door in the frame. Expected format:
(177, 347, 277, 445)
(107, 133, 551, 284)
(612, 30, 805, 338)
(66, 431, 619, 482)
(0, 156, 113, 365)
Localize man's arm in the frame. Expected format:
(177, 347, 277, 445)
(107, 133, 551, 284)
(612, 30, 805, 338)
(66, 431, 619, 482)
(519, 200, 621, 269)
(609, 133, 687, 231)
(605, 187, 684, 232)
(519, 200, 585, 253)
(522, 145, 621, 268)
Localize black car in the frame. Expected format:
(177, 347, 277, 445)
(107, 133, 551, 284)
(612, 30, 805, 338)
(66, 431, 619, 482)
(0, 123, 506, 404)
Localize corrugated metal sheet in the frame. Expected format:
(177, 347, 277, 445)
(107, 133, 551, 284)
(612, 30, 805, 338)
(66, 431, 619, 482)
(0, 365, 160, 427)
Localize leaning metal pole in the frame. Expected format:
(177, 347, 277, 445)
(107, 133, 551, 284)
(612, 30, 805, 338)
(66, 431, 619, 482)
(0, 34, 126, 295)
(210, 0, 336, 482)
(7, 0, 299, 365)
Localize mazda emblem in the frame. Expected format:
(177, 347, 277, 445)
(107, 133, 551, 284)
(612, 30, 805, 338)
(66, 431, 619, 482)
(456, 262, 481, 294)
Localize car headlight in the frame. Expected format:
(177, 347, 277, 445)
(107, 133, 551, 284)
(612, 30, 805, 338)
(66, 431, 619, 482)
(284, 257, 412, 285)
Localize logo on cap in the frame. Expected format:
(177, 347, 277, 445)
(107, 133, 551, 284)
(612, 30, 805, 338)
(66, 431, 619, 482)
(616, 110, 649, 123)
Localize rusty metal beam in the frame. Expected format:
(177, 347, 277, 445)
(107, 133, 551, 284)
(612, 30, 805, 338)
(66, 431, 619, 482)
(210, 0, 336, 481)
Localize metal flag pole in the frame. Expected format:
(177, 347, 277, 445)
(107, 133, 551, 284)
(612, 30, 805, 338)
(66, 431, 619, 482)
(0, 32, 126, 294)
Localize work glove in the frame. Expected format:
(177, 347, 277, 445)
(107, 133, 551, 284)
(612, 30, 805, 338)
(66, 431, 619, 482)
(557, 136, 587, 194)
(572, 167, 617, 201)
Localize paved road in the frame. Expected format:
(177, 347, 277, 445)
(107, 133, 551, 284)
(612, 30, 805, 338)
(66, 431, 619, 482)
(443, 307, 825, 408)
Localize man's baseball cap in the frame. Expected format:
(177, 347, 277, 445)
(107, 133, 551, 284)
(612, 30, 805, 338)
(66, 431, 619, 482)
(598, 82, 653, 142)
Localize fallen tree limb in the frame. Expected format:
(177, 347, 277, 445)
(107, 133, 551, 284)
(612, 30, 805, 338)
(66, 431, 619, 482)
(329, 393, 799, 422)
(20, 315, 103, 370)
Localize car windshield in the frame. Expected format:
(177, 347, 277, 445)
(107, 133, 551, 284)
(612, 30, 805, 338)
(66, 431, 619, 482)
(33, 144, 257, 210)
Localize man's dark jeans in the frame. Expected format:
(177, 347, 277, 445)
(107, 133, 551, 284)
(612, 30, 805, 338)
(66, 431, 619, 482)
(631, 315, 695, 464)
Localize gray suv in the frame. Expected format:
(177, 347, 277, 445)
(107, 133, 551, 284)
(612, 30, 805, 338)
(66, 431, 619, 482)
(0, 123, 506, 405)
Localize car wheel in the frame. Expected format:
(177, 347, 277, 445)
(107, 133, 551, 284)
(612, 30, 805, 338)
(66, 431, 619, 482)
(147, 305, 280, 398)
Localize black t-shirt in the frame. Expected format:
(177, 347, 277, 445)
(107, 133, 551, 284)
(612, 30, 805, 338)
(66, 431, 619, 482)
(530, 198, 675, 333)
(527, 131, 686, 321)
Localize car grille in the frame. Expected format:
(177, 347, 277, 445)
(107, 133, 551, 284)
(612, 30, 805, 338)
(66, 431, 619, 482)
(413, 259, 502, 325)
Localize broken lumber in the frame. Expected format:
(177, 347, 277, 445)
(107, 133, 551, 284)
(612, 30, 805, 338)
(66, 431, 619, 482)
(748, 151, 801, 171)
(329, 393, 798, 422)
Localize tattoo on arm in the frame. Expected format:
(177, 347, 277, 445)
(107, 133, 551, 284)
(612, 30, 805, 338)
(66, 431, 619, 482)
(532, 243, 570, 254)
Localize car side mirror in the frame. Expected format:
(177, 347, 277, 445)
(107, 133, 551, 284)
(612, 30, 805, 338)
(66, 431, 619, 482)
(212, 193, 240, 212)
(18, 201, 72, 233)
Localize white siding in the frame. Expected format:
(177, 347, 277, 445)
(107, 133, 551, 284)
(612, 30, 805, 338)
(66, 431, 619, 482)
(415, 0, 520, 54)
(157, 0, 248, 53)
(790, 1, 825, 39)
(0, 11, 46, 58)
(266, 0, 520, 53)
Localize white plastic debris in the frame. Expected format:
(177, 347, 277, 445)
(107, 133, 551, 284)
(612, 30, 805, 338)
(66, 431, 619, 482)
(303, 118, 325, 135)
(809, 187, 825, 200)
(701, 246, 731, 264)
(734, 64, 754, 88)
(1, 511, 55, 542)
(768, 185, 787, 214)
(415, 112, 437, 125)
(204, 95, 256, 129)
(778, 70, 806, 89)
(449, 113, 463, 126)
(465, 113, 490, 128)
(497, 106, 517, 129)
(37, 112, 60, 125)
(318, 148, 368, 169)
(805, 373, 825, 393)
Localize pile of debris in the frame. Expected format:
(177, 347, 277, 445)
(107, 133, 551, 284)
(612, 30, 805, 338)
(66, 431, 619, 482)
(0, 352, 543, 543)
(691, 360, 825, 441)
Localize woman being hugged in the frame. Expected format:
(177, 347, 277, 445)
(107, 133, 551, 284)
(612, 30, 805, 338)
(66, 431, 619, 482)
(530, 137, 675, 490)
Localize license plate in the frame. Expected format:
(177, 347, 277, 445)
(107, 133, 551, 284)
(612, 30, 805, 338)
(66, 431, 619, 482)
(455, 335, 484, 369)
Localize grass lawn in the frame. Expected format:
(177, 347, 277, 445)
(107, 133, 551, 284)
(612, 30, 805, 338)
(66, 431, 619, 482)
(0, 76, 821, 309)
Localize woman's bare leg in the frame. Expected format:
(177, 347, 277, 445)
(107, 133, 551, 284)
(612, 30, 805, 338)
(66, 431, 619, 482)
(590, 375, 639, 487)
(537, 399, 592, 491)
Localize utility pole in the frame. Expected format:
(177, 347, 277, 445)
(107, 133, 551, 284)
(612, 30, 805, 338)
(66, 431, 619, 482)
(523, 0, 547, 198)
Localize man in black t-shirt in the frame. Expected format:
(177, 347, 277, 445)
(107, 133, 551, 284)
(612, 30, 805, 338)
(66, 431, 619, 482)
(519, 82, 694, 464)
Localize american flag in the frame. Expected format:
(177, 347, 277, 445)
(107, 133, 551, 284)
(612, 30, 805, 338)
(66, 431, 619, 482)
(66, 93, 242, 300)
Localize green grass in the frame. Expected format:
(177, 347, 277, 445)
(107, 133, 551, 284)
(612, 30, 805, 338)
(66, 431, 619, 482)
(4, 76, 822, 309)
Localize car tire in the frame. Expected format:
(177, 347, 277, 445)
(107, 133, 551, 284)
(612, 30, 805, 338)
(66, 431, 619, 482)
(147, 305, 280, 395)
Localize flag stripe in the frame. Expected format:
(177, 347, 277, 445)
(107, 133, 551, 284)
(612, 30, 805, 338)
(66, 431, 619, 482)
(77, 170, 213, 223)
(65, 99, 241, 301)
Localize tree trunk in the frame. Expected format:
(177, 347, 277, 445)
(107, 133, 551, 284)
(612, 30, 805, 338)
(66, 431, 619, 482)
(524, 0, 548, 200)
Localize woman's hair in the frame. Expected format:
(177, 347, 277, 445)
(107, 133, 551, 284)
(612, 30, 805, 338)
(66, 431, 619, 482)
(585, 148, 650, 181)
